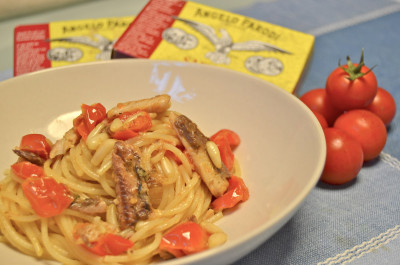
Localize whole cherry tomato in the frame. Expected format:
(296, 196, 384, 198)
(299, 88, 342, 126)
(334, 109, 387, 161)
(312, 111, 328, 129)
(326, 50, 377, 111)
(321, 128, 364, 185)
(365, 87, 396, 126)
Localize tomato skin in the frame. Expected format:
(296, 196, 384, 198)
(211, 176, 249, 211)
(159, 222, 209, 257)
(82, 103, 107, 132)
(20, 134, 52, 160)
(22, 177, 73, 217)
(321, 128, 364, 185)
(83, 234, 134, 256)
(211, 134, 234, 171)
(326, 64, 377, 111)
(312, 111, 328, 129)
(73, 103, 107, 140)
(300, 88, 342, 126)
(365, 87, 396, 126)
(111, 111, 153, 140)
(11, 161, 45, 179)
(334, 109, 387, 161)
(211, 129, 241, 150)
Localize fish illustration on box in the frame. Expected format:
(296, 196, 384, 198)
(112, 0, 314, 93)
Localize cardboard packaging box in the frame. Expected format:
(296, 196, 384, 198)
(112, 0, 314, 93)
(14, 16, 134, 76)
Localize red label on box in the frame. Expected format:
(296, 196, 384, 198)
(113, 0, 186, 58)
(14, 24, 51, 76)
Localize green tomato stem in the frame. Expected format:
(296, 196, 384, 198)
(338, 48, 375, 81)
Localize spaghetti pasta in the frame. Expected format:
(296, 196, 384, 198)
(0, 94, 248, 264)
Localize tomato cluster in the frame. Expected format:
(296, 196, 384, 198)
(300, 50, 396, 185)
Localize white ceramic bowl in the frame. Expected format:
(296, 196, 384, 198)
(0, 59, 326, 264)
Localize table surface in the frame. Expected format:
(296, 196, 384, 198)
(1, 0, 400, 264)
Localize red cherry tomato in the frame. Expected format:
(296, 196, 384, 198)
(321, 128, 364, 185)
(211, 134, 234, 171)
(365, 87, 396, 126)
(211, 129, 241, 150)
(300, 88, 342, 126)
(19, 134, 52, 160)
(326, 51, 377, 111)
(11, 161, 45, 179)
(73, 103, 107, 140)
(211, 176, 249, 212)
(111, 111, 153, 140)
(312, 111, 328, 129)
(22, 177, 73, 217)
(82, 233, 134, 256)
(334, 109, 387, 161)
(82, 103, 107, 132)
(159, 222, 209, 257)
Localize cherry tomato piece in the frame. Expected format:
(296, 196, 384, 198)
(111, 111, 153, 140)
(211, 176, 249, 211)
(321, 128, 364, 185)
(19, 134, 51, 160)
(326, 51, 377, 111)
(211, 129, 241, 150)
(365, 87, 396, 126)
(11, 161, 45, 179)
(83, 234, 134, 256)
(73, 103, 107, 140)
(22, 177, 73, 217)
(211, 134, 234, 171)
(159, 222, 209, 257)
(300, 88, 342, 126)
(334, 109, 387, 161)
(82, 103, 107, 132)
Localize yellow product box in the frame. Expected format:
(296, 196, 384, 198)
(14, 16, 134, 76)
(112, 0, 314, 93)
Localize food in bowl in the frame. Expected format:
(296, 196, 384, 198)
(0, 94, 248, 264)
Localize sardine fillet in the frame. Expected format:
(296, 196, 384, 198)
(112, 141, 151, 229)
(169, 112, 229, 197)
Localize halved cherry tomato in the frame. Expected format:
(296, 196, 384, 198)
(365, 87, 396, 126)
(19, 134, 51, 160)
(211, 134, 234, 171)
(11, 161, 45, 179)
(73, 103, 107, 140)
(22, 177, 73, 217)
(82, 233, 134, 256)
(334, 109, 387, 161)
(211, 176, 249, 212)
(111, 111, 153, 140)
(326, 50, 377, 111)
(211, 129, 241, 150)
(159, 222, 209, 257)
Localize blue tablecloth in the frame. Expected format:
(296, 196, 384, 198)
(0, 0, 399, 264)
